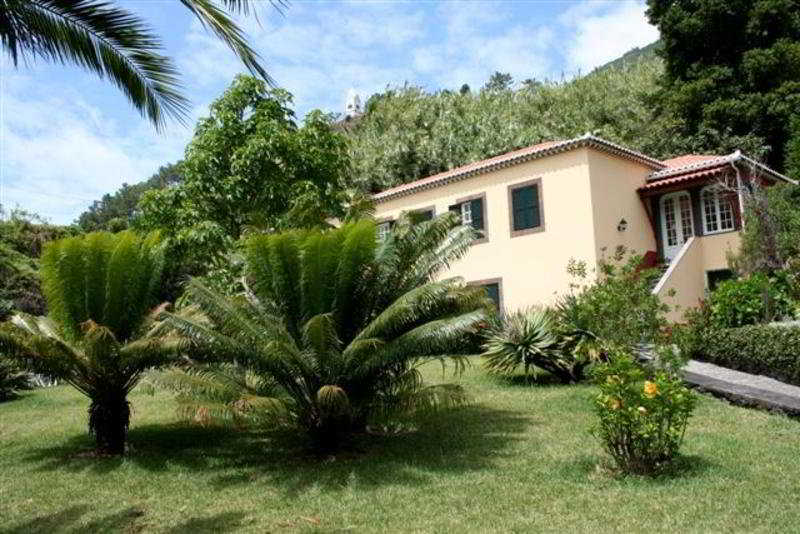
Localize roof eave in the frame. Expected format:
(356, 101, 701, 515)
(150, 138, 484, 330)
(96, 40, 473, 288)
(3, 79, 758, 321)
(373, 134, 665, 204)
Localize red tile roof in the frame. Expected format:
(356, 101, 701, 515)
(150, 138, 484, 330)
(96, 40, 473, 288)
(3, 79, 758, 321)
(661, 154, 720, 168)
(639, 164, 729, 193)
(373, 134, 665, 202)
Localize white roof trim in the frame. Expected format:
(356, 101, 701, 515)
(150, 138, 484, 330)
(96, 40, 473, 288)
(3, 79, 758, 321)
(648, 152, 797, 184)
(373, 133, 666, 203)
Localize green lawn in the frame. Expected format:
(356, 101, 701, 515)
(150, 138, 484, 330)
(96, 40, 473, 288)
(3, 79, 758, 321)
(2, 365, 799, 533)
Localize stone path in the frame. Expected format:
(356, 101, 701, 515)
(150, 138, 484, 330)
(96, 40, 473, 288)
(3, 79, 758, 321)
(682, 359, 800, 415)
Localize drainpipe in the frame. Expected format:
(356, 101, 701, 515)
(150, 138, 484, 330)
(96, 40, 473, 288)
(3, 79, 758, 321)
(731, 150, 745, 229)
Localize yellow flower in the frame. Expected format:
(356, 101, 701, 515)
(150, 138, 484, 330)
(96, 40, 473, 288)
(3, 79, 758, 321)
(609, 398, 622, 410)
(644, 381, 658, 398)
(638, 406, 647, 415)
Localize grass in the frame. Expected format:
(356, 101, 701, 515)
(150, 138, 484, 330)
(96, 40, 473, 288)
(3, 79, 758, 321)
(2, 364, 800, 533)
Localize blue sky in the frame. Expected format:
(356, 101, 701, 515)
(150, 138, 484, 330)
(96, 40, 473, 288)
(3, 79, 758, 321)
(0, 0, 658, 224)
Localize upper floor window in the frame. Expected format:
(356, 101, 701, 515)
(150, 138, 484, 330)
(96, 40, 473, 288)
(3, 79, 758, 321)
(508, 179, 544, 236)
(449, 195, 486, 241)
(701, 185, 735, 234)
(376, 220, 393, 242)
(410, 207, 435, 222)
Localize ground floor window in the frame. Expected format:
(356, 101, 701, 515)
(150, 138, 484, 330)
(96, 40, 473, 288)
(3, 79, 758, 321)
(706, 269, 734, 291)
(471, 278, 502, 311)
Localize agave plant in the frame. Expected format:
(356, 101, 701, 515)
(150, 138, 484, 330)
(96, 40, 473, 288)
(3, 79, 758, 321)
(0, 231, 181, 454)
(161, 214, 490, 449)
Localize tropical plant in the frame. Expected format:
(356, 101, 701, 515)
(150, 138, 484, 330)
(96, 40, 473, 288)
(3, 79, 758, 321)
(0, 0, 285, 128)
(591, 348, 696, 475)
(0, 231, 181, 454)
(561, 249, 671, 352)
(481, 307, 605, 383)
(707, 273, 797, 328)
(160, 214, 490, 449)
(0, 357, 32, 402)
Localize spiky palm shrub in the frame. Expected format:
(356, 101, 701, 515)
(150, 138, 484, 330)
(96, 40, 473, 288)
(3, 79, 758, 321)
(161, 214, 490, 449)
(0, 231, 181, 454)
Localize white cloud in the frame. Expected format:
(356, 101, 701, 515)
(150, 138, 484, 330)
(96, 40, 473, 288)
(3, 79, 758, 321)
(0, 73, 191, 223)
(560, 0, 659, 74)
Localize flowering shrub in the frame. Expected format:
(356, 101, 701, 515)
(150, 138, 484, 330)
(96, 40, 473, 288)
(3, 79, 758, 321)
(591, 350, 696, 475)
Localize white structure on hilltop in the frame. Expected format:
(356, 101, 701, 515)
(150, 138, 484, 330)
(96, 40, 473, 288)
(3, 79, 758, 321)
(345, 89, 361, 118)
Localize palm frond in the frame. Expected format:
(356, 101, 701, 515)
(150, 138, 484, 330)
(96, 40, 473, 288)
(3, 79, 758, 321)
(3, 0, 188, 129)
(179, 0, 272, 84)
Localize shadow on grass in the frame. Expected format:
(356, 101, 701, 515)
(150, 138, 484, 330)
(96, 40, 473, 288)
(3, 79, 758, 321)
(1, 505, 246, 534)
(21, 404, 531, 494)
(560, 453, 714, 483)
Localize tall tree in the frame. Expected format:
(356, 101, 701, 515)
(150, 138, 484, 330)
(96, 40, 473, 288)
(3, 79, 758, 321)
(646, 0, 800, 170)
(137, 76, 351, 241)
(483, 71, 513, 92)
(0, 0, 286, 129)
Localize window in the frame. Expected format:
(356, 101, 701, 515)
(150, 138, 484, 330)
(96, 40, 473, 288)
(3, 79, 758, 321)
(471, 278, 502, 311)
(412, 207, 435, 222)
(376, 220, 392, 242)
(707, 269, 733, 292)
(701, 185, 735, 234)
(449, 194, 486, 241)
(508, 179, 544, 236)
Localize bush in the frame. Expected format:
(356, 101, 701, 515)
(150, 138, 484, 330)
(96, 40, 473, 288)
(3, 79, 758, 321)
(591, 350, 696, 475)
(559, 249, 670, 352)
(707, 273, 797, 328)
(0, 357, 32, 402)
(678, 320, 800, 386)
(481, 307, 604, 383)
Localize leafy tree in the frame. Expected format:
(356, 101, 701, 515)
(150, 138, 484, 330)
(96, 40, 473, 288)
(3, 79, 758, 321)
(137, 76, 351, 240)
(733, 181, 800, 273)
(77, 162, 182, 232)
(0, 206, 76, 319)
(348, 60, 687, 193)
(483, 71, 513, 92)
(157, 214, 490, 449)
(0, 0, 284, 128)
(646, 0, 800, 171)
(0, 357, 31, 402)
(0, 231, 181, 454)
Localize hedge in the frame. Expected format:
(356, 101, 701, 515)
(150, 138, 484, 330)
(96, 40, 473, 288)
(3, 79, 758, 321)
(687, 324, 800, 386)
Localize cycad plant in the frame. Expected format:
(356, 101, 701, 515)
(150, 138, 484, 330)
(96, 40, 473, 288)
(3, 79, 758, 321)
(0, 231, 181, 454)
(161, 214, 490, 449)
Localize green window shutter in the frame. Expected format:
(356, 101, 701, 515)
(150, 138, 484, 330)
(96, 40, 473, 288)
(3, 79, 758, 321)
(470, 198, 484, 231)
(483, 283, 500, 310)
(512, 185, 540, 231)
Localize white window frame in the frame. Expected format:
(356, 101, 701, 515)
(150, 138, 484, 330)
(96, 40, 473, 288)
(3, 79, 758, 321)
(460, 201, 472, 226)
(700, 185, 735, 235)
(376, 221, 392, 242)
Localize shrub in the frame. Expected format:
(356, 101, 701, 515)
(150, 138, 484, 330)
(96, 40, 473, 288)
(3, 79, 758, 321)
(591, 350, 696, 475)
(707, 273, 797, 328)
(160, 215, 490, 449)
(559, 249, 670, 353)
(481, 307, 604, 383)
(0, 357, 32, 402)
(678, 321, 800, 386)
(0, 231, 182, 455)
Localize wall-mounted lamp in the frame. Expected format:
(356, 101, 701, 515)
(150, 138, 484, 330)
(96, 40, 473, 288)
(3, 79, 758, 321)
(617, 218, 628, 232)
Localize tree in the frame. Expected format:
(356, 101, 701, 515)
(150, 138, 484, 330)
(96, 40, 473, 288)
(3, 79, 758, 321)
(0, 0, 285, 129)
(137, 76, 351, 240)
(0, 231, 181, 454)
(646, 0, 800, 171)
(483, 71, 513, 92)
(157, 214, 490, 449)
(77, 162, 182, 231)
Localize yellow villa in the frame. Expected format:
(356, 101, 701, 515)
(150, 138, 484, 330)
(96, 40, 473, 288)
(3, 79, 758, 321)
(372, 134, 796, 321)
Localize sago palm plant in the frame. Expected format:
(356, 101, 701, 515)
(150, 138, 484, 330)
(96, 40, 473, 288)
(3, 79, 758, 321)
(160, 214, 490, 449)
(0, 231, 181, 454)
